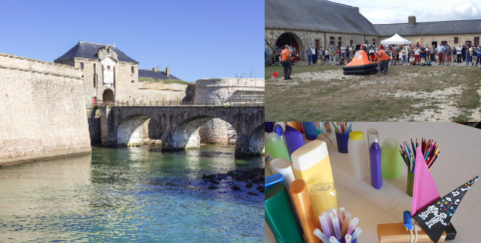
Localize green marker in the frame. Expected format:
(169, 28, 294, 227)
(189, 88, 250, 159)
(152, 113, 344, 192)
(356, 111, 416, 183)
(266, 133, 291, 161)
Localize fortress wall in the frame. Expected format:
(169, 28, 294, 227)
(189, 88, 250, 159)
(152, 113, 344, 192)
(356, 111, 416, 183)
(0, 53, 91, 166)
(194, 78, 265, 145)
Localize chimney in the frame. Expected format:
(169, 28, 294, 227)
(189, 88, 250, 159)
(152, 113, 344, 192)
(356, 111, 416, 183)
(408, 16, 416, 26)
(354, 7, 359, 12)
(166, 67, 170, 77)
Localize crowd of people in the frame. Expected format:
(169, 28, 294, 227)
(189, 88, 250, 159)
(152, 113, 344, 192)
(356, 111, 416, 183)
(274, 45, 355, 66)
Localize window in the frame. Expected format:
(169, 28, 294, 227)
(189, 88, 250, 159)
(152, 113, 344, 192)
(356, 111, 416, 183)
(441, 41, 447, 46)
(330, 36, 335, 46)
(315, 39, 319, 49)
(131, 80, 135, 83)
(107, 65, 111, 70)
(93, 64, 96, 88)
(373, 39, 376, 45)
(365, 40, 368, 44)
(454, 37, 458, 44)
(350, 40, 353, 46)
(475, 37, 480, 46)
(131, 66, 135, 74)
(80, 62, 84, 69)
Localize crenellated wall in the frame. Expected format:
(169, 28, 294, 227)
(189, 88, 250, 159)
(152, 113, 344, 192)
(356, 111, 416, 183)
(0, 53, 91, 166)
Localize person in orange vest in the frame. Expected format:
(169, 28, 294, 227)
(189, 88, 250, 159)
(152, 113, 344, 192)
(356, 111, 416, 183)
(281, 45, 292, 80)
(378, 46, 390, 75)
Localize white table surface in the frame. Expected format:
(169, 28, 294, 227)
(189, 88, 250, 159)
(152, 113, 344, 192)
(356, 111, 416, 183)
(265, 122, 481, 243)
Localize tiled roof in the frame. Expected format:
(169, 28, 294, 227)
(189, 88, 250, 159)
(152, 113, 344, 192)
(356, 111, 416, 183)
(55, 42, 138, 63)
(138, 69, 180, 80)
(374, 19, 481, 36)
(265, 0, 379, 35)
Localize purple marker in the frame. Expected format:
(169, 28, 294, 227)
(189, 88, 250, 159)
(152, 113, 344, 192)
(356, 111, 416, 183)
(369, 139, 382, 189)
(284, 125, 305, 157)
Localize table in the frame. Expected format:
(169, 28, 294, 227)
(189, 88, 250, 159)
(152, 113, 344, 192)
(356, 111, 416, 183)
(265, 122, 481, 243)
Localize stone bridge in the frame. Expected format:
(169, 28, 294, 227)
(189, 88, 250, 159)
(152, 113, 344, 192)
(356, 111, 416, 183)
(100, 106, 264, 158)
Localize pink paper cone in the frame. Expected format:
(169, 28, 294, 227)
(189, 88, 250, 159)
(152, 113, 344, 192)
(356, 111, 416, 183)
(411, 147, 441, 216)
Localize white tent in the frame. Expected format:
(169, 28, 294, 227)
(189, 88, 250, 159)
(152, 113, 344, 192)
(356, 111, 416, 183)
(380, 34, 412, 45)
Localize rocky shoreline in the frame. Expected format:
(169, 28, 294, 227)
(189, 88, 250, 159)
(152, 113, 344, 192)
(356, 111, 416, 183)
(201, 167, 265, 195)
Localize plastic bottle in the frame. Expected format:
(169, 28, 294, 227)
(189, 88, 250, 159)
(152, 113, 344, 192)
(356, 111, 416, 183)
(265, 133, 290, 161)
(348, 131, 368, 179)
(381, 137, 402, 179)
(284, 126, 305, 157)
(265, 183, 304, 243)
(291, 140, 334, 193)
(302, 122, 318, 140)
(270, 158, 296, 186)
(369, 139, 382, 189)
(290, 180, 321, 243)
(265, 122, 275, 133)
(366, 128, 379, 170)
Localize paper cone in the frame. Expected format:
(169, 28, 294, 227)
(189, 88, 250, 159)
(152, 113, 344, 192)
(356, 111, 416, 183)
(412, 147, 440, 216)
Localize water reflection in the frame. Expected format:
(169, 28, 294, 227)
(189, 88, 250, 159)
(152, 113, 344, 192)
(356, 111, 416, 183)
(0, 146, 264, 242)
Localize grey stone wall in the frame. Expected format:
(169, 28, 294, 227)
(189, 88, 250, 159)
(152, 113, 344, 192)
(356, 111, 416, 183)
(193, 78, 265, 146)
(265, 28, 378, 60)
(86, 108, 101, 145)
(0, 53, 91, 166)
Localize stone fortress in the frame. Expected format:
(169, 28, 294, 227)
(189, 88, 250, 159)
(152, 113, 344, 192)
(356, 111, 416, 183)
(0, 41, 265, 165)
(265, 0, 481, 60)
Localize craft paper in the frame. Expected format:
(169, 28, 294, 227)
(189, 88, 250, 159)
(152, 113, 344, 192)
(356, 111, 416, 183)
(412, 147, 440, 216)
(413, 176, 479, 243)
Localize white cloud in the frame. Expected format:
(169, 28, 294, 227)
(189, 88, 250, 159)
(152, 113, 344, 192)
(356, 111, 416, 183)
(329, 0, 481, 23)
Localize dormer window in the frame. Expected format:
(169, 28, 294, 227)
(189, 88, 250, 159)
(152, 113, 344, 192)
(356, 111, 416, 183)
(80, 62, 84, 70)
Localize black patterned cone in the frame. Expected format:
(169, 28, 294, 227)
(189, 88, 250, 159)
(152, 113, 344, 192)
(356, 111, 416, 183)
(413, 176, 478, 243)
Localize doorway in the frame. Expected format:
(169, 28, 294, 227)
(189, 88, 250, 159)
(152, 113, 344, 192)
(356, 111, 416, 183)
(275, 33, 300, 62)
(432, 41, 437, 47)
(102, 89, 115, 105)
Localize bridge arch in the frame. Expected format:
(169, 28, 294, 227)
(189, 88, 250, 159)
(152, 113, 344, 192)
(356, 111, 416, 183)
(163, 116, 237, 149)
(117, 115, 159, 146)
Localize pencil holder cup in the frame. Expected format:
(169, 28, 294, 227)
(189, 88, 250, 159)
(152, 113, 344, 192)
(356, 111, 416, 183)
(335, 132, 349, 153)
(407, 170, 414, 197)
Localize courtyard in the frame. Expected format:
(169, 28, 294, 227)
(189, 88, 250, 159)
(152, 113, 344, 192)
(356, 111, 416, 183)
(265, 64, 481, 122)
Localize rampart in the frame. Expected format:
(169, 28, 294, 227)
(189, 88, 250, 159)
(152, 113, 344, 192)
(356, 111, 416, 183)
(0, 53, 91, 166)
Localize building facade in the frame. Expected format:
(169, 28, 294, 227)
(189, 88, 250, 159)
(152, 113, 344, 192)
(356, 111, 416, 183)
(266, 0, 481, 60)
(54, 42, 189, 106)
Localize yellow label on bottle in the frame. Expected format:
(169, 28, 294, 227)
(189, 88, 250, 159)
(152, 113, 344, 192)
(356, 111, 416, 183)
(293, 156, 333, 194)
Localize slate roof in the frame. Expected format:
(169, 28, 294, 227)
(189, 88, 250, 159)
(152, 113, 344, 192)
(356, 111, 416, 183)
(138, 69, 180, 80)
(374, 19, 481, 36)
(265, 0, 379, 35)
(55, 42, 138, 63)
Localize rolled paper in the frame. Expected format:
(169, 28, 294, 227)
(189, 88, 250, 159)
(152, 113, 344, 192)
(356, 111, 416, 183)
(381, 137, 403, 179)
(377, 223, 446, 243)
(270, 158, 296, 186)
(265, 122, 275, 133)
(286, 122, 302, 132)
(265, 183, 304, 243)
(265, 133, 290, 161)
(341, 212, 352, 236)
(348, 131, 369, 179)
(290, 180, 320, 243)
(369, 140, 382, 189)
(265, 174, 285, 190)
(291, 140, 334, 193)
(284, 126, 305, 158)
(302, 122, 318, 140)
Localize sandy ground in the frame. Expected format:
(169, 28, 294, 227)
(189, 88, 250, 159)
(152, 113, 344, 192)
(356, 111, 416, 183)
(267, 68, 480, 121)
(266, 69, 362, 88)
(383, 86, 477, 121)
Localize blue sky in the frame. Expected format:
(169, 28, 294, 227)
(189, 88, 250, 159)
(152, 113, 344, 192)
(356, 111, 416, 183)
(0, 0, 264, 82)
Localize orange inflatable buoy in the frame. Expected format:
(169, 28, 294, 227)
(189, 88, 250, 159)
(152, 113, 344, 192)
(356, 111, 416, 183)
(342, 48, 378, 75)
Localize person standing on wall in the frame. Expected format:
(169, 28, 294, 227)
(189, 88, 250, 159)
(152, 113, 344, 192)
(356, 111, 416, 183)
(378, 46, 390, 75)
(281, 45, 292, 80)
